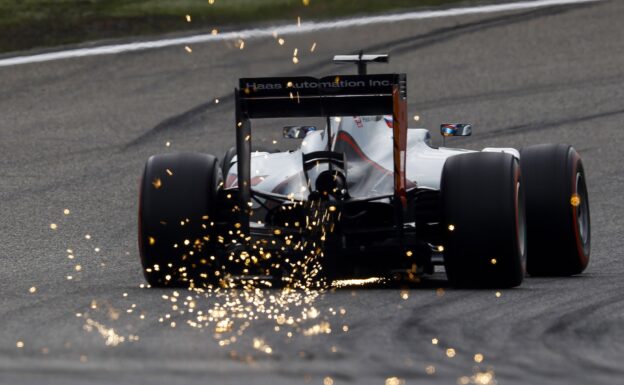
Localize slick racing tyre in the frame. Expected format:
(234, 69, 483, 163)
(441, 152, 526, 288)
(221, 146, 237, 180)
(520, 144, 590, 276)
(139, 153, 222, 287)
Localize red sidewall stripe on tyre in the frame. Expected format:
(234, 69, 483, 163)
(138, 172, 145, 266)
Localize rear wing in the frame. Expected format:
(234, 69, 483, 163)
(238, 74, 404, 118)
(234, 73, 408, 231)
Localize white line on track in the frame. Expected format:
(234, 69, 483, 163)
(0, 0, 601, 68)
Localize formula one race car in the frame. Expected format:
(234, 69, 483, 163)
(138, 54, 590, 288)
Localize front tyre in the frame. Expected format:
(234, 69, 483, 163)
(520, 144, 590, 276)
(441, 152, 526, 288)
(221, 146, 237, 181)
(138, 153, 222, 287)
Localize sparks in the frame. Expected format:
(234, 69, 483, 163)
(83, 318, 128, 346)
(570, 194, 581, 207)
(385, 377, 404, 385)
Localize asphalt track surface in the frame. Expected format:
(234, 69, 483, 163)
(1, 1, 623, 384)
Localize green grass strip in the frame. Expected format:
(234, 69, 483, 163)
(0, 0, 480, 54)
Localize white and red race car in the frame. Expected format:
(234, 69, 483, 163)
(138, 54, 590, 288)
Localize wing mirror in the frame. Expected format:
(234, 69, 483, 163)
(440, 123, 472, 137)
(283, 126, 318, 139)
(440, 123, 471, 146)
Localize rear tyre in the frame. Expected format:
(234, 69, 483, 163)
(441, 152, 526, 288)
(520, 144, 590, 276)
(139, 153, 222, 287)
